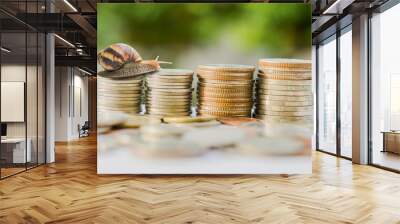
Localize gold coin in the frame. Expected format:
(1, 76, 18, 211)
(146, 94, 191, 99)
(197, 91, 252, 98)
(98, 103, 141, 108)
(98, 106, 141, 112)
(118, 115, 162, 128)
(147, 88, 193, 94)
(146, 101, 190, 106)
(151, 68, 194, 77)
(255, 114, 313, 122)
(162, 116, 215, 123)
(199, 81, 252, 88)
(98, 97, 141, 103)
(257, 89, 311, 96)
(146, 102, 191, 107)
(258, 78, 312, 86)
(147, 108, 190, 113)
(199, 79, 253, 86)
(258, 94, 312, 102)
(256, 110, 312, 116)
(145, 103, 190, 109)
(146, 111, 191, 117)
(98, 99, 141, 104)
(197, 110, 250, 117)
(198, 101, 253, 108)
(97, 84, 141, 89)
(196, 70, 253, 81)
(146, 85, 192, 90)
(257, 83, 312, 91)
(256, 99, 313, 107)
(199, 97, 252, 103)
(256, 105, 313, 112)
(97, 79, 143, 86)
(98, 88, 142, 93)
(258, 69, 311, 76)
(197, 64, 255, 73)
(146, 107, 191, 112)
(98, 93, 142, 98)
(98, 106, 141, 110)
(258, 72, 311, 80)
(98, 89, 142, 94)
(146, 76, 193, 83)
(146, 81, 192, 86)
(198, 105, 251, 112)
(198, 87, 252, 94)
(258, 58, 311, 70)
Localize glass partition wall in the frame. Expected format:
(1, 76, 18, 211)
(316, 26, 352, 159)
(0, 3, 46, 179)
(370, 3, 400, 172)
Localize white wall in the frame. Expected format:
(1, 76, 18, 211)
(54, 67, 89, 141)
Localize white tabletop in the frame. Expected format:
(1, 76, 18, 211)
(1, 137, 27, 143)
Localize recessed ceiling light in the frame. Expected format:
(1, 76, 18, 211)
(78, 67, 93, 76)
(63, 0, 78, 12)
(54, 34, 75, 48)
(1, 47, 11, 53)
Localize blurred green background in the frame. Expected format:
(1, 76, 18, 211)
(98, 3, 311, 70)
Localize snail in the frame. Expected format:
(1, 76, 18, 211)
(97, 43, 171, 74)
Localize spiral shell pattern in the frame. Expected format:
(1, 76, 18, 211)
(97, 43, 142, 71)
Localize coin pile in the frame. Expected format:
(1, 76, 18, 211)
(97, 75, 143, 114)
(145, 69, 194, 117)
(196, 64, 255, 118)
(255, 59, 312, 123)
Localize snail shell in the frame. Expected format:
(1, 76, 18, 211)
(97, 43, 142, 71)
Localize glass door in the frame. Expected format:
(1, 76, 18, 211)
(339, 27, 352, 158)
(370, 3, 400, 172)
(0, 1, 46, 179)
(317, 35, 337, 154)
(1, 30, 28, 178)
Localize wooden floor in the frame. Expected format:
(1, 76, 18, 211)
(1, 135, 400, 224)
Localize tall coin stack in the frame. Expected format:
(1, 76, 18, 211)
(97, 76, 143, 114)
(196, 64, 255, 118)
(255, 59, 312, 123)
(145, 69, 194, 117)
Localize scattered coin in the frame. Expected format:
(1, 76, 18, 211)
(238, 137, 304, 156)
(162, 115, 216, 123)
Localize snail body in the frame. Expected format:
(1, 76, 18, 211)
(98, 43, 171, 77)
(98, 62, 159, 79)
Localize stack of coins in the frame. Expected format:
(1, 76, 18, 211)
(196, 64, 255, 118)
(255, 59, 312, 123)
(97, 76, 143, 114)
(145, 69, 194, 117)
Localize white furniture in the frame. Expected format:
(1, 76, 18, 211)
(1, 138, 31, 163)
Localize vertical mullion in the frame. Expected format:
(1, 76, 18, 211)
(36, 0, 39, 167)
(0, 22, 2, 179)
(316, 44, 320, 150)
(44, 0, 48, 164)
(25, 0, 28, 171)
(336, 29, 341, 157)
(367, 11, 373, 165)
